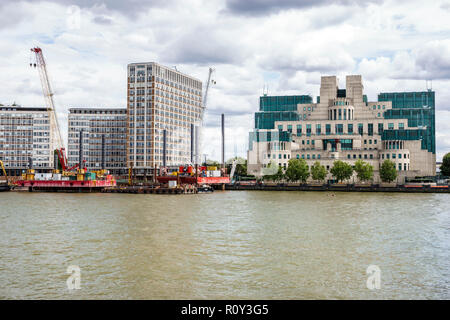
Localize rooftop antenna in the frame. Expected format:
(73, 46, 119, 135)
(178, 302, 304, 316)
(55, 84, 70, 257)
(426, 79, 432, 91)
(263, 84, 269, 96)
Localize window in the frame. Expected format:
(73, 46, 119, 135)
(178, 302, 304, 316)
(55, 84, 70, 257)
(307, 154, 310, 159)
(370, 154, 373, 159)
(358, 123, 363, 135)
(353, 154, 356, 159)
(326, 124, 331, 135)
(368, 123, 373, 136)
(374, 139, 377, 144)
(306, 124, 311, 136)
(316, 124, 321, 135)
(364, 154, 368, 159)
(287, 124, 292, 133)
(388, 123, 394, 130)
(318, 154, 321, 159)
(312, 154, 316, 159)
(399, 123, 404, 129)
(336, 124, 343, 134)
(296, 124, 302, 136)
(364, 140, 367, 144)
(347, 154, 351, 159)
(348, 124, 353, 134)
(296, 154, 299, 159)
(392, 154, 396, 159)
(279, 154, 281, 159)
(398, 164, 402, 171)
(369, 139, 372, 144)
(278, 125, 283, 131)
(378, 123, 383, 134)
(399, 154, 402, 159)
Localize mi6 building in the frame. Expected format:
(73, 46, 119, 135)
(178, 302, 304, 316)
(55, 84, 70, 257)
(247, 75, 436, 183)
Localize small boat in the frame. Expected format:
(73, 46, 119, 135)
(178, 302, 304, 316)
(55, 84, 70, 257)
(197, 184, 214, 193)
(0, 183, 10, 192)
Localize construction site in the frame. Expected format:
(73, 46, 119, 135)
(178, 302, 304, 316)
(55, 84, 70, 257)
(0, 47, 233, 194)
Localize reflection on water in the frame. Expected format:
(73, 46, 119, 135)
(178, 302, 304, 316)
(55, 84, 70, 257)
(0, 191, 449, 299)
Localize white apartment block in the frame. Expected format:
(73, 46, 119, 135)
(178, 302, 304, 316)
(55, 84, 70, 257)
(67, 108, 127, 174)
(0, 105, 54, 175)
(127, 62, 203, 169)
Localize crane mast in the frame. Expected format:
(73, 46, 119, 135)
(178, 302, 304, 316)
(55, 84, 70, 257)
(195, 67, 215, 164)
(30, 47, 64, 153)
(201, 67, 215, 121)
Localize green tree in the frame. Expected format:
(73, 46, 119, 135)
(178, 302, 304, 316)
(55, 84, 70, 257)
(285, 158, 310, 183)
(310, 161, 328, 182)
(440, 152, 450, 176)
(273, 165, 285, 182)
(380, 159, 398, 183)
(330, 160, 353, 183)
(354, 159, 374, 182)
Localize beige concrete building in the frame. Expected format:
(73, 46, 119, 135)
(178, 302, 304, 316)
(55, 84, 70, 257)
(247, 75, 436, 183)
(127, 62, 203, 170)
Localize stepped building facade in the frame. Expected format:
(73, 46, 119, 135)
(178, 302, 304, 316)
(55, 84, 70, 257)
(247, 75, 436, 183)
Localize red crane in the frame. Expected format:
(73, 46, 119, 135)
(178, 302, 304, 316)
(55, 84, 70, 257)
(30, 47, 72, 170)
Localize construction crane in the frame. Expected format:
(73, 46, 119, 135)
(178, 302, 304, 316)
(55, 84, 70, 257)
(201, 67, 216, 121)
(0, 160, 9, 184)
(30, 47, 66, 169)
(195, 67, 216, 164)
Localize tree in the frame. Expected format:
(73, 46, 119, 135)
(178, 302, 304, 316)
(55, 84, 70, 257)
(380, 159, 397, 183)
(440, 152, 450, 177)
(285, 158, 310, 183)
(273, 165, 285, 182)
(354, 159, 374, 182)
(330, 160, 353, 183)
(311, 161, 327, 182)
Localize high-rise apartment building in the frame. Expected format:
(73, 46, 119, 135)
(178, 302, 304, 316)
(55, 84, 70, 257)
(0, 104, 54, 175)
(247, 75, 436, 183)
(127, 62, 203, 169)
(67, 108, 127, 174)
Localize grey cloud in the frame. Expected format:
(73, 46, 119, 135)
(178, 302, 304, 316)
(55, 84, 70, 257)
(162, 29, 247, 65)
(415, 41, 450, 80)
(92, 15, 114, 25)
(1, 0, 172, 17)
(224, 0, 383, 16)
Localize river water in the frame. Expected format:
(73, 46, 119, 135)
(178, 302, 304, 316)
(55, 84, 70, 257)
(0, 191, 449, 299)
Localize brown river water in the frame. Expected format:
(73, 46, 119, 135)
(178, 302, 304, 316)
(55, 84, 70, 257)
(0, 191, 449, 299)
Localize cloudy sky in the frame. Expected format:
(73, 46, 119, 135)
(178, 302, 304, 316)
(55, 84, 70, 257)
(1, 0, 450, 161)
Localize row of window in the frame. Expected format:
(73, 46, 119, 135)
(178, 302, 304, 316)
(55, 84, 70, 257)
(280, 122, 404, 136)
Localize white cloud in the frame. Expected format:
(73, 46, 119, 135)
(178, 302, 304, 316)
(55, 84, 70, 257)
(1, 0, 450, 161)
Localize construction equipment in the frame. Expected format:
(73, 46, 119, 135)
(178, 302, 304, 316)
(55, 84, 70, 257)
(30, 47, 65, 167)
(195, 67, 215, 164)
(0, 160, 9, 183)
(229, 158, 238, 183)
